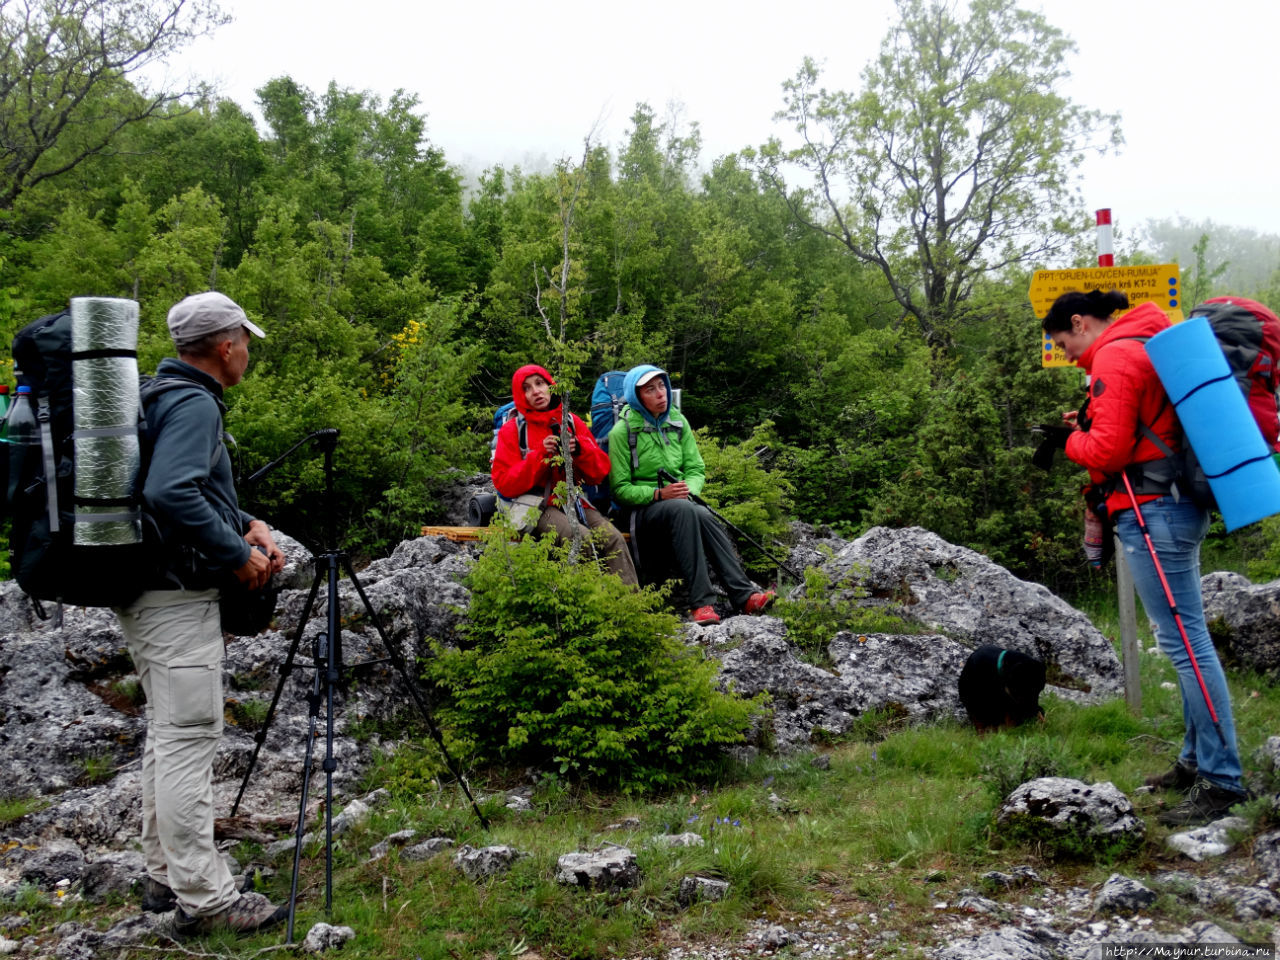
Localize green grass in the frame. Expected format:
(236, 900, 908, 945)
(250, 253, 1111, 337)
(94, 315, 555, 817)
(18, 579, 1280, 958)
(0, 796, 45, 827)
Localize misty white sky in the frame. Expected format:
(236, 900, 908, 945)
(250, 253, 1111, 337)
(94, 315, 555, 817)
(151, 0, 1279, 241)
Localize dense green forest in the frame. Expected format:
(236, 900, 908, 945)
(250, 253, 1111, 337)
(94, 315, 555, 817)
(4, 0, 1279, 595)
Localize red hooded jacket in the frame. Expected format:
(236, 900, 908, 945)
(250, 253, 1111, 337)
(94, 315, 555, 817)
(1065, 301, 1180, 515)
(490, 364, 611, 509)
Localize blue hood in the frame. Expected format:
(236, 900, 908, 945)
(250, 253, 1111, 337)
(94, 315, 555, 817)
(623, 364, 674, 429)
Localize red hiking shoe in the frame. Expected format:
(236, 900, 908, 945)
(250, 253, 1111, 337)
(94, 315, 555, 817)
(690, 605, 721, 625)
(742, 591, 776, 615)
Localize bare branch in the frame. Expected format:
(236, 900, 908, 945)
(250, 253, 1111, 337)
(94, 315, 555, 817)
(0, 0, 226, 208)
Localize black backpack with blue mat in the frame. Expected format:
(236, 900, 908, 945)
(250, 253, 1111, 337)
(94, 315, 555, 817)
(6, 308, 198, 609)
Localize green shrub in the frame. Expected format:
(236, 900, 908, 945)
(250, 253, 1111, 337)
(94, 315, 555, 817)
(693, 421, 795, 579)
(425, 530, 763, 791)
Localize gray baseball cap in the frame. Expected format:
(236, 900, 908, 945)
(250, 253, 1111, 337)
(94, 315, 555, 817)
(167, 291, 265, 343)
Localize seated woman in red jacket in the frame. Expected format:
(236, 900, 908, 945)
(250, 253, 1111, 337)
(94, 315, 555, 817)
(491, 364, 637, 585)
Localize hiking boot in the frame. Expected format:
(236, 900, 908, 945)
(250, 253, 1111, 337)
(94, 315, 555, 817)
(690, 605, 721, 625)
(172, 892, 288, 939)
(1145, 759, 1198, 792)
(141, 877, 176, 913)
(742, 591, 776, 615)
(1156, 777, 1247, 828)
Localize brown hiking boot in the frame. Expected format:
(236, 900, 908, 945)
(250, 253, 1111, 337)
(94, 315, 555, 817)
(1156, 777, 1247, 828)
(173, 892, 288, 938)
(1144, 759, 1198, 792)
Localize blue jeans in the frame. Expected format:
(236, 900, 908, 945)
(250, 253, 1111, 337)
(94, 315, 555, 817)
(1115, 497, 1243, 792)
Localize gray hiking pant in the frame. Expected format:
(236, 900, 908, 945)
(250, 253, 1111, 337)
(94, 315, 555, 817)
(635, 498, 756, 609)
(115, 589, 238, 917)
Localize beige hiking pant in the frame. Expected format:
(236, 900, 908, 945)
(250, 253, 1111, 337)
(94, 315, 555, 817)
(116, 589, 237, 917)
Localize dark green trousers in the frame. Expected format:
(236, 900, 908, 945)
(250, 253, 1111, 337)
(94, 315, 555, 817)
(635, 498, 756, 609)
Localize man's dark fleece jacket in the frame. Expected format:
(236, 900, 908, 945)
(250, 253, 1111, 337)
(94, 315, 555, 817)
(143, 358, 254, 588)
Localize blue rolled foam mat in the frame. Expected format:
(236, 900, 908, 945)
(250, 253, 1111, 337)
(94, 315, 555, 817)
(1145, 316, 1280, 530)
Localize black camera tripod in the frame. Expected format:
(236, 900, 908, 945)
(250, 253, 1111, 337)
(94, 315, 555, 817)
(230, 428, 487, 943)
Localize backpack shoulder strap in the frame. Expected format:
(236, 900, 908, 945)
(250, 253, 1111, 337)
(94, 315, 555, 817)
(34, 396, 60, 534)
(140, 377, 224, 474)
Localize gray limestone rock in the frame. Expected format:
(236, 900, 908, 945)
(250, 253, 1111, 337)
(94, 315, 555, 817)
(1165, 817, 1249, 861)
(701, 616, 856, 749)
(827, 630, 971, 720)
(98, 912, 167, 949)
(1253, 828, 1280, 886)
(437, 472, 492, 526)
(368, 829, 418, 861)
(1153, 869, 1280, 920)
(754, 924, 790, 949)
(0, 613, 146, 800)
(790, 525, 1122, 698)
(76, 850, 146, 903)
(453, 844, 522, 881)
(18, 839, 86, 890)
(402, 837, 455, 862)
(1201, 570, 1280, 673)
(677, 876, 729, 906)
(555, 846, 640, 891)
(1092, 873, 1156, 914)
(52, 925, 99, 960)
(931, 924, 1064, 960)
(301, 922, 357, 953)
(21, 773, 144, 849)
(997, 778, 1144, 855)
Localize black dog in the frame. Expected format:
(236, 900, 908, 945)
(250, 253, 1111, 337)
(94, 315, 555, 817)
(958, 644, 1046, 731)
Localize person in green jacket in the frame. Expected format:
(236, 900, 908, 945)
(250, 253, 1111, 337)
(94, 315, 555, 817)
(608, 364, 774, 625)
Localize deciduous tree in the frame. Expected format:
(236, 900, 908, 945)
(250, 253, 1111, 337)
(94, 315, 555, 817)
(757, 0, 1120, 347)
(0, 0, 226, 209)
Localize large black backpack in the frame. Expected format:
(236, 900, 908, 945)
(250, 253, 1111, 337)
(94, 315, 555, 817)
(7, 308, 196, 608)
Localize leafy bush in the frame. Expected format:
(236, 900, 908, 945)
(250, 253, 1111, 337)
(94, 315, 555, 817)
(693, 420, 795, 578)
(426, 530, 763, 791)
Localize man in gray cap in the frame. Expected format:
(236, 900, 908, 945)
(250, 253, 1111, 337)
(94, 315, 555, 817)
(114, 291, 286, 937)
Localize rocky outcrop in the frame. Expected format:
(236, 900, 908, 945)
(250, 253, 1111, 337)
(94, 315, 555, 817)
(790, 524, 1123, 697)
(1201, 570, 1280, 674)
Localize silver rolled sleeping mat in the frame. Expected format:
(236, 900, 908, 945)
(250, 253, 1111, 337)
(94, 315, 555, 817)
(69, 296, 142, 546)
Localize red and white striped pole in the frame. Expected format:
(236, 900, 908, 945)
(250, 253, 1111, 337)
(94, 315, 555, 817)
(1096, 208, 1114, 267)
(1096, 205, 1140, 715)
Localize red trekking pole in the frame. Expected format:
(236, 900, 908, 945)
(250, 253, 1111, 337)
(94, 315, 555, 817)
(1120, 473, 1228, 749)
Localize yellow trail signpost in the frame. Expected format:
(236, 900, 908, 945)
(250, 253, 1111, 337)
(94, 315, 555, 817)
(1029, 264, 1183, 367)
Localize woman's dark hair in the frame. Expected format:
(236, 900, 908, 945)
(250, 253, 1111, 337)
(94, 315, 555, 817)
(1041, 289, 1129, 333)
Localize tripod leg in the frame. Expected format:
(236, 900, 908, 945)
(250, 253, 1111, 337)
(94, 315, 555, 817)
(340, 556, 490, 830)
(232, 568, 324, 817)
(323, 556, 341, 912)
(286, 624, 327, 944)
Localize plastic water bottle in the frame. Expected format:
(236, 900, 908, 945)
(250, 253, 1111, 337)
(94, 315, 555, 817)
(1083, 507, 1104, 567)
(0, 385, 9, 500)
(6, 385, 39, 500)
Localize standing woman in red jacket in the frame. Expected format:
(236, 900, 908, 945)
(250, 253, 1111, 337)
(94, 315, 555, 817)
(491, 364, 637, 585)
(1043, 289, 1245, 826)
